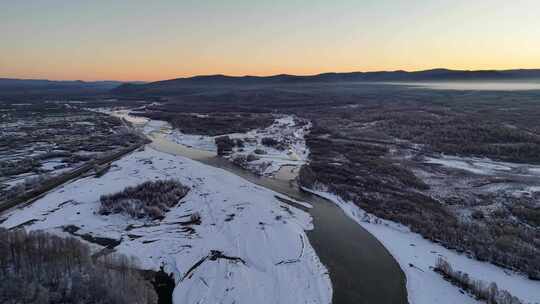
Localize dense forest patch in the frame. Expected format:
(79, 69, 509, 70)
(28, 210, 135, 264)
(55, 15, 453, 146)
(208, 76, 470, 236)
(138, 111, 274, 136)
(299, 121, 540, 279)
(0, 228, 157, 304)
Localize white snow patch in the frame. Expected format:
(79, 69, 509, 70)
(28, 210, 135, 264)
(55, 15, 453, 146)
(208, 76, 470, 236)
(424, 155, 515, 175)
(529, 168, 540, 175)
(1, 147, 331, 304)
(166, 132, 217, 152)
(225, 115, 311, 176)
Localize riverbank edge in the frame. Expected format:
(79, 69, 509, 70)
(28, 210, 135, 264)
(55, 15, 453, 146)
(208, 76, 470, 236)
(301, 185, 540, 304)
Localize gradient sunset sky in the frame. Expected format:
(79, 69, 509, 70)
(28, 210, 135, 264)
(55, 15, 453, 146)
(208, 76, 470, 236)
(1, 0, 539, 81)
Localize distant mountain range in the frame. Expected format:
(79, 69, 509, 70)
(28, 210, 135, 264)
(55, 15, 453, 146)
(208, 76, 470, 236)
(2, 69, 540, 100)
(112, 68, 540, 95)
(0, 78, 125, 90)
(0, 78, 143, 101)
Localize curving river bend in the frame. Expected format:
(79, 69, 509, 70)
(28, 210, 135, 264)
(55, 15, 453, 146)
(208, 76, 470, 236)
(147, 129, 408, 304)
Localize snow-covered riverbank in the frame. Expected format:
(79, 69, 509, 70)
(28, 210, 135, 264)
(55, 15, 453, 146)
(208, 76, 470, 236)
(303, 186, 540, 304)
(96, 108, 311, 177)
(161, 113, 310, 176)
(0, 147, 332, 304)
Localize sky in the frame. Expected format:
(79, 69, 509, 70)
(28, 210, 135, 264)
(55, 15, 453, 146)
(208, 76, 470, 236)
(1, 0, 539, 81)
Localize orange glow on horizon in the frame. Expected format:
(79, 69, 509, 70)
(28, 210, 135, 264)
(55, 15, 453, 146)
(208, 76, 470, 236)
(1, 1, 539, 82)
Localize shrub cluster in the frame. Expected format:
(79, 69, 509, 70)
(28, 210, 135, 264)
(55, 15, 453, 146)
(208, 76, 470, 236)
(261, 137, 287, 150)
(215, 136, 235, 156)
(215, 136, 245, 156)
(99, 180, 189, 220)
(0, 228, 157, 304)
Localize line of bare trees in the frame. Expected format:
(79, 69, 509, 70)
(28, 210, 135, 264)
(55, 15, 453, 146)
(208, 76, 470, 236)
(434, 258, 524, 304)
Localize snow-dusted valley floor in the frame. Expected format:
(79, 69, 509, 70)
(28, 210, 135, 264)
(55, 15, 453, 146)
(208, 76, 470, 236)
(0, 147, 332, 304)
(98, 108, 311, 177)
(65, 108, 539, 304)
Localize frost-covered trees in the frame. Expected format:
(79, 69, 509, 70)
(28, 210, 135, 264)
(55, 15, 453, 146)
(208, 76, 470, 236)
(434, 258, 523, 304)
(373, 110, 540, 164)
(300, 124, 540, 277)
(2, 173, 53, 200)
(0, 228, 157, 304)
(99, 180, 189, 220)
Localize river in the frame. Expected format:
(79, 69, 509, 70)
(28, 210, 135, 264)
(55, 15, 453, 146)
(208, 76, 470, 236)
(147, 129, 408, 304)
